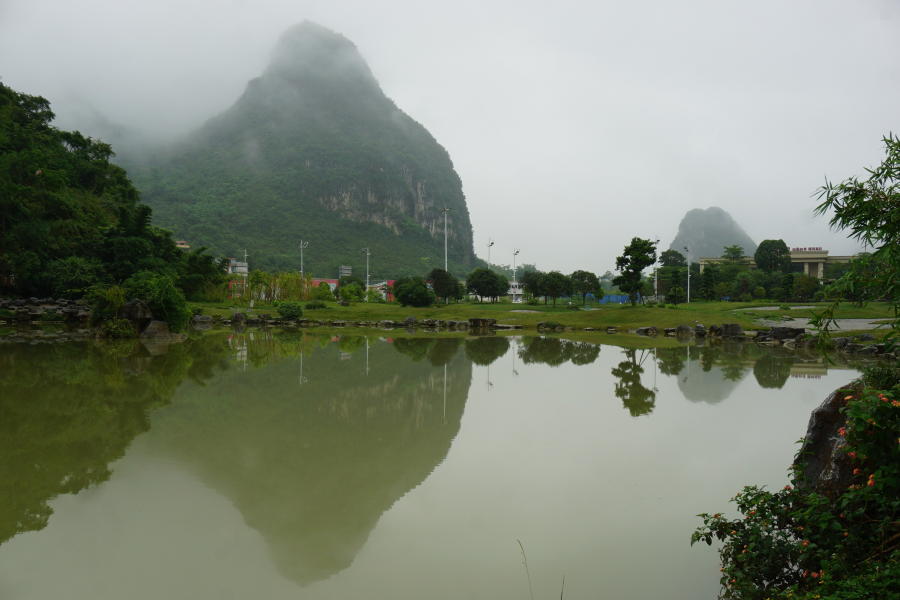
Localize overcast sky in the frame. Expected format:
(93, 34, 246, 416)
(2, 0, 897, 273)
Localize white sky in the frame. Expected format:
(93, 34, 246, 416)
(2, 0, 897, 273)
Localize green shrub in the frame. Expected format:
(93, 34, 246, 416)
(657, 303, 666, 308)
(365, 288, 386, 303)
(779, 304, 791, 310)
(190, 306, 204, 316)
(0, 308, 15, 318)
(277, 301, 304, 320)
(770, 287, 785, 301)
(38, 311, 62, 321)
(813, 290, 825, 302)
(864, 365, 900, 391)
(395, 277, 436, 308)
(124, 273, 191, 333)
(666, 304, 677, 309)
(753, 286, 766, 299)
(693, 387, 900, 598)
(100, 318, 136, 339)
(305, 300, 327, 310)
(526, 298, 540, 305)
(740, 292, 753, 302)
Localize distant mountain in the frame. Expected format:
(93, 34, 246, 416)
(125, 22, 474, 278)
(668, 207, 757, 260)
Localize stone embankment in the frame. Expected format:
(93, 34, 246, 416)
(204, 315, 523, 333)
(0, 297, 183, 340)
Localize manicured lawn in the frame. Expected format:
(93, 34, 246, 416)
(188, 299, 893, 333)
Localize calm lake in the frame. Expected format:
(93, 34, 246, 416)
(0, 332, 862, 599)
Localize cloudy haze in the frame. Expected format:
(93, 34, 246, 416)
(2, 0, 897, 273)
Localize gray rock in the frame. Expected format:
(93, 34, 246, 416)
(676, 324, 695, 338)
(708, 324, 722, 336)
(694, 324, 706, 337)
(192, 315, 212, 322)
(794, 388, 857, 498)
(721, 323, 744, 337)
(770, 326, 806, 341)
(140, 320, 170, 336)
(833, 337, 851, 350)
(844, 343, 864, 353)
(469, 318, 497, 328)
(663, 328, 677, 336)
(404, 316, 418, 327)
(231, 312, 247, 324)
(635, 326, 658, 337)
(492, 323, 522, 330)
(859, 333, 876, 342)
(855, 346, 879, 355)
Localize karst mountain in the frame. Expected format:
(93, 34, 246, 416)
(669, 207, 757, 260)
(128, 22, 474, 278)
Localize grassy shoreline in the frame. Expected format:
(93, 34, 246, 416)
(186, 300, 894, 337)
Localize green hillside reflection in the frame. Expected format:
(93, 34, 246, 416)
(0, 337, 228, 547)
(144, 333, 472, 586)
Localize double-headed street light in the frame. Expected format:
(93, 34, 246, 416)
(684, 245, 691, 303)
(299, 240, 309, 277)
(486, 239, 494, 270)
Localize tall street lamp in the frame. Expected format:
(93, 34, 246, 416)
(299, 240, 309, 278)
(684, 245, 691, 303)
(513, 248, 520, 300)
(441, 207, 451, 271)
(362, 247, 371, 297)
(654, 237, 659, 302)
(486, 238, 494, 270)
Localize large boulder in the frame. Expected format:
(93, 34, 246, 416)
(770, 326, 806, 341)
(119, 298, 153, 322)
(708, 324, 722, 336)
(794, 388, 857, 498)
(721, 323, 744, 337)
(140, 320, 170, 337)
(469, 318, 497, 328)
(404, 316, 418, 327)
(676, 324, 695, 339)
(231, 312, 247, 324)
(636, 326, 658, 337)
(694, 324, 706, 338)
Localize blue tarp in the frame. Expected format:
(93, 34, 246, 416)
(596, 294, 637, 304)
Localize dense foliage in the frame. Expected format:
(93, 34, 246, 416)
(394, 276, 436, 307)
(813, 134, 900, 343)
(613, 238, 657, 306)
(692, 382, 900, 598)
(466, 268, 509, 303)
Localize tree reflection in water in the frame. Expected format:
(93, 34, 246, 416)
(517, 337, 600, 367)
(611, 348, 657, 417)
(464, 336, 510, 366)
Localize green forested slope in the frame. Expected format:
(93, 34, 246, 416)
(128, 21, 475, 278)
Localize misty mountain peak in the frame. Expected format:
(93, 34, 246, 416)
(669, 206, 757, 259)
(263, 21, 380, 93)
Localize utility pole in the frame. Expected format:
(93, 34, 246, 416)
(362, 247, 371, 297)
(237, 249, 249, 299)
(299, 240, 308, 278)
(486, 238, 494, 270)
(684, 245, 691, 304)
(441, 208, 451, 271)
(513, 248, 520, 301)
(654, 237, 659, 303)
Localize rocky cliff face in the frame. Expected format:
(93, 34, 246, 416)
(129, 22, 474, 277)
(669, 207, 757, 260)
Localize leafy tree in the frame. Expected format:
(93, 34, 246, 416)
(666, 285, 686, 305)
(0, 82, 183, 296)
(714, 281, 731, 301)
(337, 276, 365, 292)
(792, 274, 819, 300)
(179, 247, 228, 301)
(395, 276, 436, 307)
(753, 286, 766, 299)
(426, 268, 460, 302)
(466, 268, 508, 303)
(754, 239, 791, 274)
(521, 270, 545, 302)
(542, 271, 574, 307)
(570, 270, 601, 305)
(659, 249, 687, 268)
(700, 264, 720, 300)
(365, 288, 386, 303)
(721, 245, 746, 264)
(339, 283, 364, 303)
(123, 273, 191, 332)
(612, 238, 657, 306)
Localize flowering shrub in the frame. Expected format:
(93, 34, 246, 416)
(692, 386, 900, 598)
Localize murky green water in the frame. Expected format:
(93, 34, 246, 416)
(0, 332, 861, 599)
